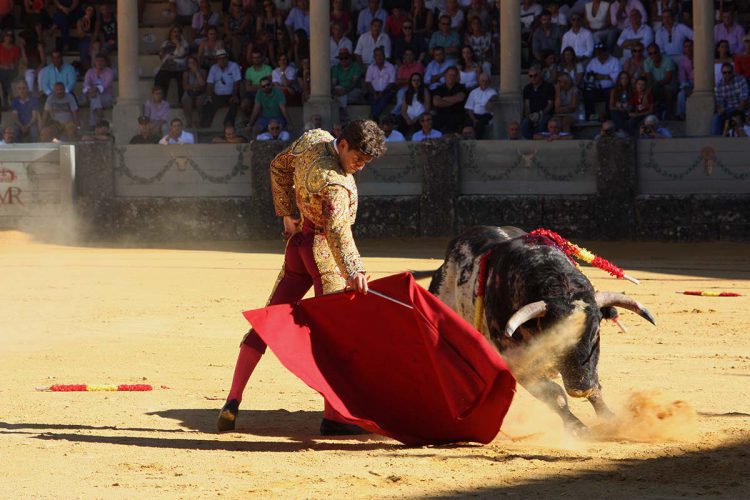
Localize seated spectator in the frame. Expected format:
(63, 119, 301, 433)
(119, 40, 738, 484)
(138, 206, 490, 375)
(357, 0, 387, 36)
(540, 50, 558, 83)
(465, 73, 498, 139)
(181, 55, 207, 129)
(411, 0, 435, 40)
(532, 10, 563, 63)
(11, 80, 40, 142)
(43, 82, 79, 133)
(715, 40, 734, 85)
(595, 119, 629, 139)
(155, 26, 190, 103)
(546, 0, 568, 27)
(291, 28, 309, 69)
(676, 39, 694, 119)
(144, 86, 170, 136)
(256, 119, 290, 140)
(96, 4, 117, 55)
(242, 50, 273, 114)
(609, 0, 648, 32)
(411, 112, 443, 141)
(386, 6, 410, 39)
(461, 125, 476, 140)
(247, 76, 292, 135)
(584, 0, 617, 51)
(627, 76, 653, 134)
(639, 114, 672, 138)
(433, 66, 467, 134)
(40, 50, 76, 98)
(213, 123, 248, 143)
(285, 0, 310, 35)
(192, 0, 220, 48)
(272, 53, 300, 105)
(303, 113, 322, 131)
(355, 18, 391, 67)
(40, 125, 61, 143)
(331, 48, 364, 119)
(465, 16, 492, 75)
(365, 47, 396, 120)
(171, 0, 200, 27)
(441, 0, 465, 32)
(654, 10, 692, 60)
(160, 117, 195, 144)
(398, 72, 431, 136)
(198, 26, 225, 72)
(81, 119, 114, 142)
(506, 120, 522, 140)
(609, 71, 633, 132)
(644, 43, 677, 118)
(466, 0, 491, 31)
(520, 0, 543, 66)
(329, 22, 353, 67)
(201, 49, 242, 128)
(0, 30, 25, 109)
(457, 46, 482, 91)
(616, 9, 653, 60)
(714, 10, 745, 57)
(0, 126, 14, 145)
(429, 15, 460, 60)
(712, 62, 749, 135)
(553, 72, 578, 132)
(20, 31, 45, 98)
(622, 41, 646, 80)
(735, 35, 750, 81)
(557, 46, 584, 87)
(51, 0, 82, 52)
(561, 13, 594, 61)
(82, 54, 115, 129)
(75, 5, 97, 71)
(330, 0, 353, 39)
(649, 0, 676, 30)
(722, 109, 750, 137)
(224, 0, 252, 59)
(521, 65, 555, 139)
(380, 115, 405, 142)
(583, 43, 621, 120)
(129, 116, 161, 144)
(394, 48, 425, 104)
(393, 19, 427, 65)
(533, 117, 573, 140)
(424, 46, 453, 90)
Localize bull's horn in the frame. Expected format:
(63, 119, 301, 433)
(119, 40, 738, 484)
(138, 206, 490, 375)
(504, 301, 548, 337)
(595, 292, 656, 326)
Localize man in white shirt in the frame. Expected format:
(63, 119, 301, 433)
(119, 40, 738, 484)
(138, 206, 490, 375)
(464, 72, 497, 139)
(356, 0, 388, 35)
(655, 10, 692, 59)
(411, 113, 443, 141)
(616, 9, 653, 59)
(256, 119, 291, 141)
(379, 116, 405, 142)
(284, 0, 310, 35)
(171, 0, 199, 26)
(583, 42, 621, 120)
(424, 46, 453, 90)
(365, 47, 396, 119)
(329, 22, 353, 67)
(160, 118, 195, 144)
(609, 0, 647, 31)
(354, 18, 391, 65)
(561, 13, 594, 60)
(201, 49, 242, 128)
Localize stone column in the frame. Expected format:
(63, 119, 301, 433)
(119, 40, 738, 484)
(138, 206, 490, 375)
(686, 0, 714, 136)
(303, 0, 338, 130)
(112, 0, 142, 144)
(491, 0, 523, 138)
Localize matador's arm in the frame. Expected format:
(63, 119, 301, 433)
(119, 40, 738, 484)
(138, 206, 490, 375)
(269, 143, 298, 217)
(321, 185, 365, 278)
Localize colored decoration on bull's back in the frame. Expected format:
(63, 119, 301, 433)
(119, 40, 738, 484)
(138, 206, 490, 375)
(36, 384, 153, 392)
(678, 291, 742, 297)
(528, 228, 640, 284)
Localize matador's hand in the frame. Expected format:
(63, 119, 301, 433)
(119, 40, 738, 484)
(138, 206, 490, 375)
(282, 216, 300, 240)
(347, 272, 368, 295)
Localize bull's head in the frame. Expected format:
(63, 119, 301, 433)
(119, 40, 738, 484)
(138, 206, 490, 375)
(503, 293, 655, 399)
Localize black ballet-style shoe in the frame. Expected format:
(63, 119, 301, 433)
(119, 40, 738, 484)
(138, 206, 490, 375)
(217, 399, 239, 432)
(319, 418, 370, 436)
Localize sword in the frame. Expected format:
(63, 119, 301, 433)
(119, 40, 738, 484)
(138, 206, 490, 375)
(368, 289, 414, 310)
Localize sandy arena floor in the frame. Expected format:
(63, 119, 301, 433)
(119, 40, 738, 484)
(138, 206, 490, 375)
(1, 230, 749, 499)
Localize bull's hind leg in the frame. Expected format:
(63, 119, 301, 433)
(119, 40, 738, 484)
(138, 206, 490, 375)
(521, 378, 590, 437)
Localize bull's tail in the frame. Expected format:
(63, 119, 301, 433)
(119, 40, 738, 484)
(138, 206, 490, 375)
(409, 269, 436, 280)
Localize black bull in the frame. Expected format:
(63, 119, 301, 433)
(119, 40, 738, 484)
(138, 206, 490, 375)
(421, 226, 655, 434)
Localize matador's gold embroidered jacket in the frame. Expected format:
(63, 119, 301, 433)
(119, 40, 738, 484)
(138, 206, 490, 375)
(270, 129, 365, 290)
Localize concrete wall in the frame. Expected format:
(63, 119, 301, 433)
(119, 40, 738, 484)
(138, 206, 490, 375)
(0, 145, 74, 230)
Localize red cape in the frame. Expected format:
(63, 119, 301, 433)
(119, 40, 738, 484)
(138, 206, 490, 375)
(243, 272, 515, 446)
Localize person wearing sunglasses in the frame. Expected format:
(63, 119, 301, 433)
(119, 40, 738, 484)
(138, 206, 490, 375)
(429, 14, 460, 59)
(616, 8, 653, 60)
(643, 42, 676, 119)
(217, 120, 386, 436)
(654, 10, 692, 59)
(711, 62, 749, 136)
(521, 64, 555, 139)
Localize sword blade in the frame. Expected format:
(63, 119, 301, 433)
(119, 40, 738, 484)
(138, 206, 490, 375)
(368, 289, 414, 310)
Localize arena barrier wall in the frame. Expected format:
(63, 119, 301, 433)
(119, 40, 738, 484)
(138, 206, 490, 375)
(0, 145, 75, 231)
(68, 138, 749, 241)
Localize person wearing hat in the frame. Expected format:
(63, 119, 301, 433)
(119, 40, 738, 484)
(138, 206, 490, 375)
(583, 41, 621, 120)
(129, 116, 161, 144)
(201, 48, 242, 128)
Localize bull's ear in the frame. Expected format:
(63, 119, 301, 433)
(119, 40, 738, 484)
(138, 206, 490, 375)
(600, 306, 618, 320)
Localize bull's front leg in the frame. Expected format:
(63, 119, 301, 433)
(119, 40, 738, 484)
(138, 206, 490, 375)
(520, 378, 590, 438)
(586, 384, 615, 419)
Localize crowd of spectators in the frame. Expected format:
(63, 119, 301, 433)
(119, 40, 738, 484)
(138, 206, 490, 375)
(1, 1, 750, 146)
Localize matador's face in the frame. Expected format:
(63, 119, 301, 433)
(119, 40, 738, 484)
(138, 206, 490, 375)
(338, 139, 374, 174)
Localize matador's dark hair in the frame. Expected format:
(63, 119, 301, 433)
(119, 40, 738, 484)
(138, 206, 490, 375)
(339, 119, 387, 159)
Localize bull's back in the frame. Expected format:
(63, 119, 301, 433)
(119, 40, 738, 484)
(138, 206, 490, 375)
(428, 226, 526, 324)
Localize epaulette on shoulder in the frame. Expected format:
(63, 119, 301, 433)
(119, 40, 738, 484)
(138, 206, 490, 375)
(290, 128, 335, 155)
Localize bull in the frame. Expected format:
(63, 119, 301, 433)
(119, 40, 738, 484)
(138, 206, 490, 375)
(422, 226, 655, 435)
